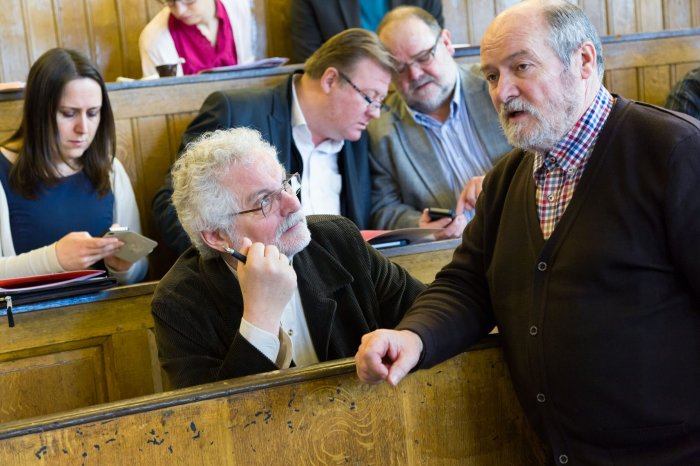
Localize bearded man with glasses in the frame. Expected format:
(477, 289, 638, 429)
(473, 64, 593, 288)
(151, 128, 425, 389)
(368, 7, 511, 239)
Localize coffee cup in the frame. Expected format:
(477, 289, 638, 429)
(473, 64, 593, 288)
(156, 64, 178, 77)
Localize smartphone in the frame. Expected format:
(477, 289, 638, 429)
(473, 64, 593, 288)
(427, 207, 456, 222)
(103, 227, 158, 263)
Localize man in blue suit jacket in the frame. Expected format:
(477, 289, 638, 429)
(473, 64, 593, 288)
(152, 29, 394, 255)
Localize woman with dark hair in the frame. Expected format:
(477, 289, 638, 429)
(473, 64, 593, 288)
(0, 48, 147, 284)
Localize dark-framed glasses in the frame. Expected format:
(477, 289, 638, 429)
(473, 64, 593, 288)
(394, 29, 443, 75)
(232, 173, 301, 218)
(338, 71, 388, 112)
(158, 0, 197, 6)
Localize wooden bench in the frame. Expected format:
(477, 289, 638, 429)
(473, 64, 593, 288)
(0, 339, 546, 465)
(0, 239, 459, 424)
(0, 282, 160, 424)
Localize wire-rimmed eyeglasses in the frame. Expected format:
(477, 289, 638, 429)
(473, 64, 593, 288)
(232, 173, 301, 218)
(394, 29, 443, 75)
(338, 71, 388, 112)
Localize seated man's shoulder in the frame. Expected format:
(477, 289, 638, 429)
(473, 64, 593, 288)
(625, 97, 700, 133)
(153, 248, 205, 299)
(307, 214, 358, 234)
(306, 215, 366, 248)
(207, 84, 280, 107)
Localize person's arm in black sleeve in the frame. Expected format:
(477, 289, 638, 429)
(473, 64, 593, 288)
(289, 0, 323, 63)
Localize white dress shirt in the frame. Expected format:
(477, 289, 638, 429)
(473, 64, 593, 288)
(290, 75, 344, 217)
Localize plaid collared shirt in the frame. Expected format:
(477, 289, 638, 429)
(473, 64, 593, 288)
(533, 86, 613, 239)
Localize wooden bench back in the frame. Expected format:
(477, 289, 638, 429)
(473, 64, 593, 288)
(0, 342, 545, 465)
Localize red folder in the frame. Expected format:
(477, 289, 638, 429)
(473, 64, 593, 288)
(1, 270, 117, 328)
(0, 270, 104, 292)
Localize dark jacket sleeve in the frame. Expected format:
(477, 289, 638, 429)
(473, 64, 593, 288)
(150, 92, 235, 256)
(289, 0, 326, 64)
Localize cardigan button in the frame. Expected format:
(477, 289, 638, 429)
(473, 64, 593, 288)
(537, 261, 547, 271)
(529, 326, 538, 336)
(536, 393, 546, 403)
(559, 454, 569, 464)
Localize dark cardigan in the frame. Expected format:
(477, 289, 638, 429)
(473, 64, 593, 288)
(399, 96, 700, 465)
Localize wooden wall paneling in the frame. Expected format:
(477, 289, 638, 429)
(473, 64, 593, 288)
(264, 0, 293, 60)
(693, 0, 700, 27)
(608, 0, 638, 35)
(641, 64, 672, 104)
(466, 0, 495, 46)
(251, 0, 269, 59)
(2, 295, 154, 355)
(671, 60, 700, 84)
(442, 0, 470, 45)
(0, 1, 30, 83)
(106, 330, 162, 400)
(0, 345, 108, 423)
(603, 34, 700, 70)
(636, 0, 663, 32)
(579, 0, 610, 36)
(606, 68, 641, 100)
(54, 0, 93, 63)
(87, 0, 123, 82)
(116, 0, 152, 79)
(0, 99, 23, 135)
(0, 285, 157, 422)
(230, 382, 407, 464)
(130, 116, 170, 236)
(401, 349, 540, 464)
(23, 0, 59, 65)
(663, 0, 693, 29)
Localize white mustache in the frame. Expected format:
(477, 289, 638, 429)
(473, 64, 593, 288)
(501, 99, 530, 114)
(409, 76, 436, 92)
(275, 211, 306, 239)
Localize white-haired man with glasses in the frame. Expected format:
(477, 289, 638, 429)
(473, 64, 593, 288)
(153, 28, 394, 256)
(368, 6, 511, 238)
(139, 0, 255, 77)
(151, 127, 425, 389)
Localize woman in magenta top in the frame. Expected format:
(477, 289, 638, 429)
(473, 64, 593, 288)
(139, 0, 255, 77)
